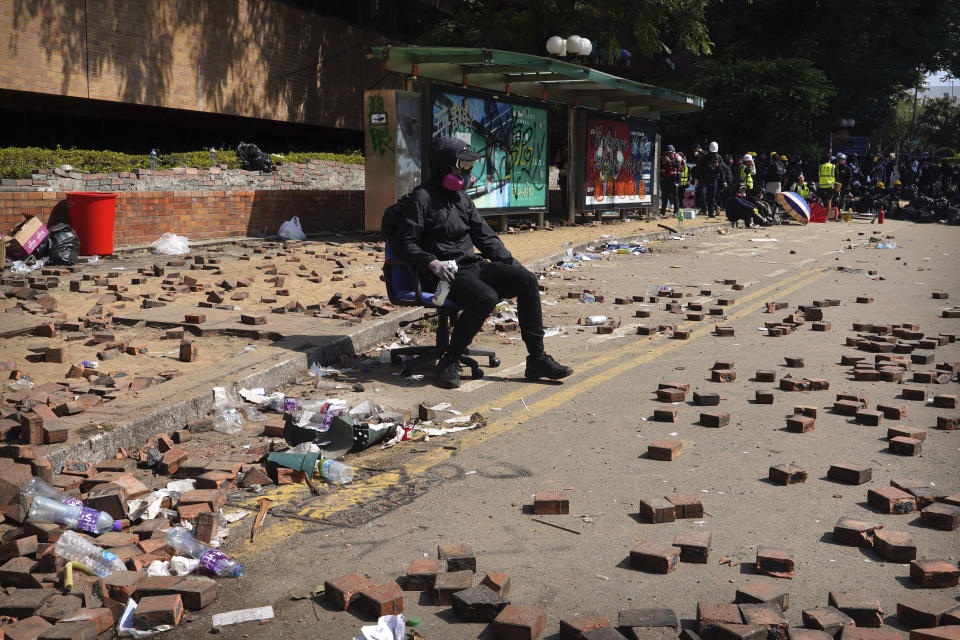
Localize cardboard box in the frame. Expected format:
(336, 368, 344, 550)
(6, 216, 50, 259)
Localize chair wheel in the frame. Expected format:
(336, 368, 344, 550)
(471, 367, 484, 379)
(488, 356, 500, 368)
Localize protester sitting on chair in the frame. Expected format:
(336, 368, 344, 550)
(394, 136, 574, 389)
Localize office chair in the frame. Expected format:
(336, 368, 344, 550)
(382, 242, 500, 379)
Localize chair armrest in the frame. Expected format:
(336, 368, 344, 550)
(383, 258, 426, 306)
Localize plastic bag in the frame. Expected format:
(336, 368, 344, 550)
(44, 223, 81, 266)
(236, 142, 275, 172)
(151, 232, 190, 255)
(277, 216, 306, 241)
(213, 406, 244, 435)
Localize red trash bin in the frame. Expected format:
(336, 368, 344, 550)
(66, 192, 117, 255)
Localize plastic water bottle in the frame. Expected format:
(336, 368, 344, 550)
(165, 527, 244, 578)
(580, 292, 596, 303)
(149, 149, 157, 171)
(320, 459, 353, 485)
(28, 496, 122, 534)
(20, 476, 84, 509)
(54, 530, 126, 577)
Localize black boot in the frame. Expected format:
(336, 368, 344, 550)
(435, 354, 462, 389)
(525, 353, 573, 380)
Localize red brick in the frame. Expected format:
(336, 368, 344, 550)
(438, 543, 476, 573)
(909, 628, 960, 640)
(639, 498, 676, 523)
(324, 573, 375, 610)
(701, 411, 730, 427)
(59, 608, 116, 634)
(480, 571, 511, 596)
(493, 604, 547, 640)
(769, 464, 807, 485)
(801, 606, 855, 637)
(872, 529, 917, 563)
(828, 592, 883, 627)
(666, 494, 703, 518)
(832, 517, 883, 547)
(533, 491, 569, 515)
(920, 503, 960, 530)
(405, 558, 445, 591)
(653, 407, 679, 422)
(433, 570, 473, 605)
(699, 602, 743, 640)
(0, 616, 53, 640)
(629, 542, 680, 573)
(133, 594, 183, 629)
(178, 341, 198, 362)
(560, 612, 611, 640)
(889, 436, 922, 456)
(896, 595, 960, 628)
(756, 546, 795, 579)
(867, 487, 917, 514)
(786, 415, 815, 433)
(358, 582, 403, 617)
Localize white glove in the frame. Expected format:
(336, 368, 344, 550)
(428, 259, 458, 282)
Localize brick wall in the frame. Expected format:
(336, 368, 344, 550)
(0, 0, 401, 130)
(1, 160, 366, 194)
(0, 190, 364, 249)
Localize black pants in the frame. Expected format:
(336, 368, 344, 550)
(446, 261, 544, 359)
(660, 180, 679, 213)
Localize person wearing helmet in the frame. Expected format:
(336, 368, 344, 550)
(738, 154, 755, 193)
(659, 144, 682, 216)
(817, 155, 837, 220)
(395, 136, 573, 388)
(835, 153, 853, 207)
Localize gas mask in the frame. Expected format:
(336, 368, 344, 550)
(442, 158, 475, 191)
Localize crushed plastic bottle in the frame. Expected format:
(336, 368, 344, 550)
(28, 495, 122, 534)
(5, 378, 34, 391)
(54, 530, 126, 577)
(320, 459, 353, 484)
(876, 240, 897, 249)
(580, 292, 596, 303)
(87, 255, 102, 265)
(583, 315, 607, 326)
(165, 527, 244, 577)
(212, 405, 244, 435)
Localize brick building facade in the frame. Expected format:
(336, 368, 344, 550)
(0, 0, 408, 150)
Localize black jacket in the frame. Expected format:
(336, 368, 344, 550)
(395, 183, 516, 274)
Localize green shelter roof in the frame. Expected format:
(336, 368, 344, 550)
(370, 46, 704, 116)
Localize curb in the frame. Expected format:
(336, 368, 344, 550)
(44, 220, 730, 469)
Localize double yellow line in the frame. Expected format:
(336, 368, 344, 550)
(235, 265, 830, 559)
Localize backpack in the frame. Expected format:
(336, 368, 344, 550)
(381, 187, 426, 240)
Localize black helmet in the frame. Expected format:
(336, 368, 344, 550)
(430, 136, 481, 179)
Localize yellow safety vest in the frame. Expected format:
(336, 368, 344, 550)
(679, 164, 690, 187)
(739, 164, 753, 190)
(818, 163, 836, 189)
(796, 182, 810, 198)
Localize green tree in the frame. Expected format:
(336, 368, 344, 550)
(916, 97, 960, 152)
(662, 58, 835, 158)
(420, 0, 712, 61)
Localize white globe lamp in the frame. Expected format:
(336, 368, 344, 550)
(546, 36, 565, 55)
(565, 35, 583, 55)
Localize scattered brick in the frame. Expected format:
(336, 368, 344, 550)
(828, 463, 872, 485)
(653, 408, 679, 422)
(920, 503, 960, 530)
(560, 612, 611, 640)
(756, 546, 795, 579)
(867, 486, 917, 514)
(533, 491, 569, 515)
(896, 595, 960, 628)
(629, 542, 680, 573)
(828, 592, 882, 627)
(902, 386, 927, 401)
(714, 623, 767, 640)
(480, 571, 511, 596)
(786, 415, 815, 433)
(769, 464, 808, 485)
(405, 558, 444, 591)
(936, 416, 960, 430)
(493, 605, 547, 640)
(832, 517, 883, 547)
(712, 369, 736, 382)
(889, 436, 922, 456)
(756, 370, 776, 382)
(178, 341, 198, 363)
(801, 606, 855, 638)
(133, 594, 183, 629)
(673, 530, 711, 563)
(438, 542, 476, 573)
(694, 392, 720, 406)
(656, 388, 686, 402)
(324, 573, 375, 610)
(855, 410, 883, 426)
(701, 411, 730, 427)
(739, 603, 789, 640)
(639, 498, 676, 524)
(647, 440, 683, 461)
(909, 559, 960, 588)
(700, 602, 744, 640)
(358, 582, 403, 618)
(451, 584, 510, 622)
(433, 570, 473, 605)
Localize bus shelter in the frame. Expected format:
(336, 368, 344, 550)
(363, 46, 704, 230)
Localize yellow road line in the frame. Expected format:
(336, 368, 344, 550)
(235, 266, 830, 558)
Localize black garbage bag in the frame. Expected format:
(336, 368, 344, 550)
(236, 142, 275, 172)
(45, 223, 81, 265)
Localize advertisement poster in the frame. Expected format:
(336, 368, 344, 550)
(584, 115, 655, 207)
(431, 88, 548, 211)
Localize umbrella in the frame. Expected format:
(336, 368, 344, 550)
(775, 191, 810, 225)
